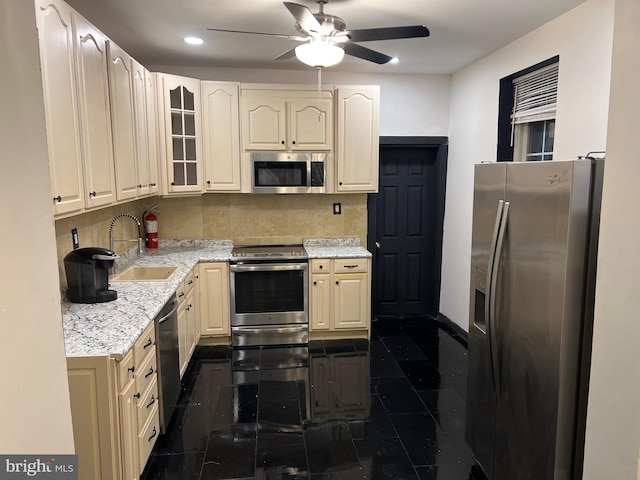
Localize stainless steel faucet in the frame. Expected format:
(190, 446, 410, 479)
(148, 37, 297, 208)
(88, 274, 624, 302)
(109, 213, 144, 255)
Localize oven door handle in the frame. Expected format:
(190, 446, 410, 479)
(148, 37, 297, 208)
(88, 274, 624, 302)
(230, 263, 308, 273)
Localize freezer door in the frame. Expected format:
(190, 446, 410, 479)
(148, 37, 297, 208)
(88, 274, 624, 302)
(493, 160, 593, 480)
(466, 162, 506, 479)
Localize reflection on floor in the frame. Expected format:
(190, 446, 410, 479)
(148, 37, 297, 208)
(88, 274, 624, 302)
(142, 317, 488, 480)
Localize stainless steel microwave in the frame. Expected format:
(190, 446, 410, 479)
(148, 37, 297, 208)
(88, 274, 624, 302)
(251, 152, 326, 194)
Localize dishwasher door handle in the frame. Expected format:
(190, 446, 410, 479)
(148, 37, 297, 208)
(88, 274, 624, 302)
(157, 300, 178, 324)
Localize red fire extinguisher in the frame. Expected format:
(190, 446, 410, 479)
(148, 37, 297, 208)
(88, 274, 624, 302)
(144, 207, 159, 249)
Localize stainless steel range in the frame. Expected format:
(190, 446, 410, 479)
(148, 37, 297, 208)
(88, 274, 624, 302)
(229, 244, 309, 347)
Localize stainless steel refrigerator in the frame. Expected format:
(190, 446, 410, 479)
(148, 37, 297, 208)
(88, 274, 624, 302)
(466, 158, 603, 480)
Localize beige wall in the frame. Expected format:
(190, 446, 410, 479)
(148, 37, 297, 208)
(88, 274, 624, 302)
(583, 0, 640, 477)
(55, 194, 367, 286)
(0, 0, 75, 453)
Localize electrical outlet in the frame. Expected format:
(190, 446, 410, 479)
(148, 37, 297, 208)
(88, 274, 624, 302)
(71, 228, 79, 250)
(333, 203, 342, 215)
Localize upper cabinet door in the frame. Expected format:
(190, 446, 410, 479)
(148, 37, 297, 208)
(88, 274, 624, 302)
(289, 99, 333, 151)
(35, 0, 84, 216)
(201, 82, 241, 191)
(131, 59, 150, 197)
(144, 70, 159, 195)
(108, 41, 138, 201)
(241, 98, 287, 151)
(336, 86, 380, 193)
(72, 12, 116, 209)
(157, 74, 202, 194)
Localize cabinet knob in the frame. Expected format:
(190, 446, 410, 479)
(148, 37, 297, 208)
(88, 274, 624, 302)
(292, 140, 296, 145)
(90, 191, 97, 197)
(313, 281, 317, 285)
(335, 281, 339, 285)
(149, 182, 156, 187)
(319, 265, 323, 269)
(207, 180, 211, 185)
(339, 182, 343, 186)
(128, 366, 135, 373)
(281, 140, 285, 144)
(134, 392, 141, 399)
(53, 195, 62, 203)
(137, 184, 143, 189)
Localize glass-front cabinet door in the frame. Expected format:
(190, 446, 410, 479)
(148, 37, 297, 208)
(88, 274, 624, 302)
(157, 74, 202, 194)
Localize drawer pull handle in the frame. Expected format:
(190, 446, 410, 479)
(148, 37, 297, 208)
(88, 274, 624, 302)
(145, 367, 154, 378)
(128, 366, 135, 373)
(146, 395, 156, 409)
(134, 392, 141, 399)
(143, 339, 153, 349)
(148, 427, 157, 442)
(344, 264, 358, 269)
(179, 292, 185, 298)
(188, 280, 193, 285)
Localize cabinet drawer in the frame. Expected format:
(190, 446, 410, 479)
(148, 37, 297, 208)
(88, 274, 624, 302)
(135, 345, 157, 394)
(117, 349, 135, 391)
(136, 377, 159, 432)
(311, 259, 331, 274)
(134, 322, 156, 365)
(183, 269, 195, 295)
(334, 258, 369, 273)
(137, 404, 160, 474)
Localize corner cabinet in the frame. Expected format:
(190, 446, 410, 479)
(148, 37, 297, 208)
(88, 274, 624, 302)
(335, 86, 380, 192)
(240, 89, 333, 152)
(155, 73, 203, 195)
(310, 258, 371, 338)
(201, 82, 242, 192)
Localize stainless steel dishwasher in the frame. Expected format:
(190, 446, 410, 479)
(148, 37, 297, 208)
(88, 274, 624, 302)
(155, 294, 180, 433)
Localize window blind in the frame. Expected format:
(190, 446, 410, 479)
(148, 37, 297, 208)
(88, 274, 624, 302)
(511, 63, 559, 124)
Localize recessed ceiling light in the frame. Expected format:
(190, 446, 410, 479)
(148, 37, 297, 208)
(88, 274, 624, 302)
(390, 57, 400, 64)
(184, 37, 204, 45)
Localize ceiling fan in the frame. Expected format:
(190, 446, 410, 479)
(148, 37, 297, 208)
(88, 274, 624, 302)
(206, 0, 430, 67)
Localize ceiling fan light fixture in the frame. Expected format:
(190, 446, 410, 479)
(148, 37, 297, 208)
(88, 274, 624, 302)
(184, 36, 204, 45)
(295, 41, 344, 67)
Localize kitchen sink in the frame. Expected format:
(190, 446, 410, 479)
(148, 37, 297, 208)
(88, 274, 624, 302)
(110, 266, 179, 282)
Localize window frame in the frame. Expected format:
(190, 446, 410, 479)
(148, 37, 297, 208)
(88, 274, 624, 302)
(496, 56, 560, 162)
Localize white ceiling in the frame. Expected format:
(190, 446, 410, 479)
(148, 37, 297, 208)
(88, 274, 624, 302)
(65, 0, 588, 75)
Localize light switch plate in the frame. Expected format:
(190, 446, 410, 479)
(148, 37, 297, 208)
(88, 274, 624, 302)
(333, 203, 341, 215)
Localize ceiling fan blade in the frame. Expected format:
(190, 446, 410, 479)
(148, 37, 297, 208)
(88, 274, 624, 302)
(343, 43, 393, 65)
(206, 27, 306, 41)
(274, 48, 297, 60)
(346, 25, 430, 42)
(283, 2, 323, 35)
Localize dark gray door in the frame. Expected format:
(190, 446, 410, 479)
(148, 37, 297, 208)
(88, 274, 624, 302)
(368, 141, 447, 318)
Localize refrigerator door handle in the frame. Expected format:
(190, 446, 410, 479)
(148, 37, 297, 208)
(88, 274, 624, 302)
(490, 200, 510, 396)
(486, 200, 504, 391)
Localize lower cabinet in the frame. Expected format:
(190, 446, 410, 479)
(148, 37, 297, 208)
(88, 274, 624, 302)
(199, 262, 231, 338)
(310, 257, 371, 338)
(177, 268, 200, 378)
(67, 322, 159, 480)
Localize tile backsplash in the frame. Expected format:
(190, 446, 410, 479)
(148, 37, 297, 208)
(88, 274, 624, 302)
(54, 193, 368, 287)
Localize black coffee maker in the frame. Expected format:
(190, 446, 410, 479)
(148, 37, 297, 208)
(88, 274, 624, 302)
(64, 247, 120, 304)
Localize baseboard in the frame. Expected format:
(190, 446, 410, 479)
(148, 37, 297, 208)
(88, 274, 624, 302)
(436, 313, 468, 347)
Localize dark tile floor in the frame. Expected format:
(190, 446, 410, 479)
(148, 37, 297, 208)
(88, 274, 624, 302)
(141, 317, 487, 480)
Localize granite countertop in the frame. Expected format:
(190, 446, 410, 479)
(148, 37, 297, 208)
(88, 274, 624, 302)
(62, 238, 371, 359)
(62, 240, 233, 358)
(303, 237, 372, 259)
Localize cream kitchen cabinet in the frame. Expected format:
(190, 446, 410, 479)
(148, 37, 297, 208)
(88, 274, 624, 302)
(201, 82, 242, 191)
(36, 0, 117, 216)
(73, 14, 117, 210)
(131, 59, 159, 197)
(156, 73, 203, 195)
(335, 86, 380, 192)
(67, 321, 159, 480)
(176, 268, 199, 378)
(199, 262, 231, 339)
(310, 258, 371, 337)
(108, 41, 138, 202)
(240, 94, 333, 151)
